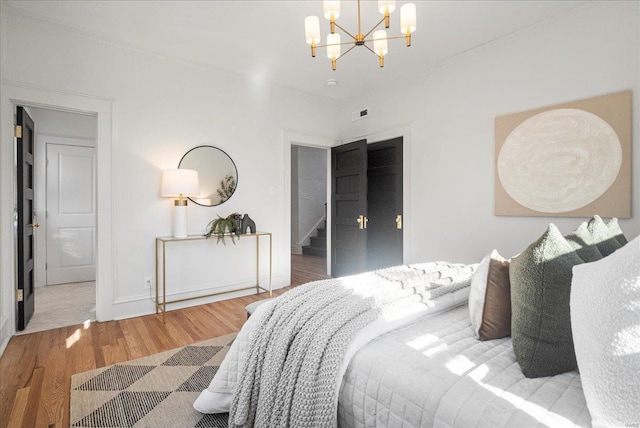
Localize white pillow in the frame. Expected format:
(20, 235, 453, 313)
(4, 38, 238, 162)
(469, 250, 511, 340)
(571, 234, 640, 428)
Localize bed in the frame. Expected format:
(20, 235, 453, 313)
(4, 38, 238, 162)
(337, 305, 589, 427)
(193, 217, 638, 428)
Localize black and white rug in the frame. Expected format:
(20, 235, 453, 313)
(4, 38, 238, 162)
(70, 333, 236, 427)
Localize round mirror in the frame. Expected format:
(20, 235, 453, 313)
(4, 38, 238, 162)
(178, 145, 238, 207)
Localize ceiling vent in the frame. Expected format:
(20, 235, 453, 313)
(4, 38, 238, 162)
(352, 108, 369, 122)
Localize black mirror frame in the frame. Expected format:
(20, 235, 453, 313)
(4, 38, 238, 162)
(178, 145, 238, 207)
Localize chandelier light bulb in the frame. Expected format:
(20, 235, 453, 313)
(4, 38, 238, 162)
(373, 30, 388, 56)
(373, 30, 388, 67)
(400, 3, 417, 35)
(378, 1, 396, 15)
(326, 33, 341, 59)
(323, 1, 341, 20)
(327, 33, 341, 70)
(304, 16, 321, 45)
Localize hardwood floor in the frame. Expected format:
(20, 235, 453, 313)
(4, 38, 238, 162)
(0, 254, 328, 428)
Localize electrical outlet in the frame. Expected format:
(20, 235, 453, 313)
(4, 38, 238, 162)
(144, 276, 152, 289)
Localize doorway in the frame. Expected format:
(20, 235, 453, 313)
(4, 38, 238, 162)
(291, 144, 329, 277)
(1, 84, 114, 349)
(17, 106, 97, 333)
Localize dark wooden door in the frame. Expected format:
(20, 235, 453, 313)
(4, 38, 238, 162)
(331, 140, 367, 277)
(366, 138, 403, 270)
(16, 106, 36, 331)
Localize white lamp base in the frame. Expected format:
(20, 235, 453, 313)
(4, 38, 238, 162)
(174, 203, 188, 238)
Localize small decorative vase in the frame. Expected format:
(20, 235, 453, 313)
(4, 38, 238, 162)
(233, 213, 242, 235)
(241, 214, 256, 234)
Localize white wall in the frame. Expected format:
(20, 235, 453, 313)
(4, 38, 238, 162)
(30, 108, 96, 140)
(0, 9, 340, 338)
(339, 2, 640, 263)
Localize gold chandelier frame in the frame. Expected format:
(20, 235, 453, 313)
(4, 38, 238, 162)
(305, 0, 416, 70)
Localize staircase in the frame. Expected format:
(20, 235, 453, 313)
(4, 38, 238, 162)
(302, 224, 326, 258)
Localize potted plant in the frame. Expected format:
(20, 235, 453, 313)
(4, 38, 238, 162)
(204, 213, 241, 245)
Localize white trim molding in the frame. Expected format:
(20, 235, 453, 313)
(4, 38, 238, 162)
(0, 82, 115, 356)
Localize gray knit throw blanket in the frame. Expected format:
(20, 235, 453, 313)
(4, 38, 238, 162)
(230, 262, 477, 428)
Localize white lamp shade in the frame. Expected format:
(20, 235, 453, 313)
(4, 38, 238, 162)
(326, 33, 341, 59)
(323, 0, 340, 20)
(400, 3, 417, 34)
(304, 16, 321, 45)
(161, 169, 200, 197)
(373, 30, 388, 56)
(378, 0, 396, 14)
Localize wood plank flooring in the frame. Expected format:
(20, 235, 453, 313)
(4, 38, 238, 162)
(0, 254, 328, 428)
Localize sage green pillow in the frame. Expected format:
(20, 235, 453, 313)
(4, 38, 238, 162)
(510, 224, 584, 378)
(565, 221, 603, 262)
(606, 217, 628, 246)
(588, 215, 622, 257)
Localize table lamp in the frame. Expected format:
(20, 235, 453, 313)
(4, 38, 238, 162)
(161, 169, 200, 238)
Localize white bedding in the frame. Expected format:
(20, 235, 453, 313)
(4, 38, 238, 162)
(195, 262, 591, 427)
(194, 262, 476, 419)
(338, 305, 592, 428)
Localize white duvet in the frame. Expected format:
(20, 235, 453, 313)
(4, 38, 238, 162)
(194, 265, 474, 416)
(338, 305, 591, 427)
(194, 279, 591, 428)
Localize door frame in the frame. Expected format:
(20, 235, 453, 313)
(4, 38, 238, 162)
(282, 130, 338, 278)
(0, 83, 114, 352)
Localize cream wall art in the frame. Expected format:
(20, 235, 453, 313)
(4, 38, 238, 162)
(495, 90, 631, 217)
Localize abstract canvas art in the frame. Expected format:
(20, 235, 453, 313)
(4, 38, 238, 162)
(495, 90, 631, 217)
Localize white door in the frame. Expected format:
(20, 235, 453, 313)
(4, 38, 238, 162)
(46, 144, 96, 285)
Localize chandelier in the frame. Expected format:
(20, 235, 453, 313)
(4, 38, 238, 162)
(304, 0, 417, 70)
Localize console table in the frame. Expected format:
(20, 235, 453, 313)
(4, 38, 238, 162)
(155, 232, 272, 323)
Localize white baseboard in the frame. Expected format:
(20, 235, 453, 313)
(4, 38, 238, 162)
(111, 273, 288, 321)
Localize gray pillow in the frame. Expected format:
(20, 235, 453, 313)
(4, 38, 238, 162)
(587, 215, 623, 257)
(510, 224, 584, 378)
(564, 221, 603, 262)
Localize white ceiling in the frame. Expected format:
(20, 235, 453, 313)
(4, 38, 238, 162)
(5, 0, 588, 100)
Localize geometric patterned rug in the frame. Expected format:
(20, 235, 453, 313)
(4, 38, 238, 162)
(70, 333, 236, 427)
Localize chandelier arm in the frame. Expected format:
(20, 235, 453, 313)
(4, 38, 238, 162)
(363, 16, 387, 39)
(361, 34, 411, 44)
(363, 43, 380, 58)
(315, 39, 369, 49)
(340, 44, 359, 59)
(333, 22, 358, 41)
(315, 35, 412, 51)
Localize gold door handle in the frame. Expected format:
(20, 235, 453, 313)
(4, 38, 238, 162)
(357, 215, 369, 230)
(396, 215, 402, 230)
